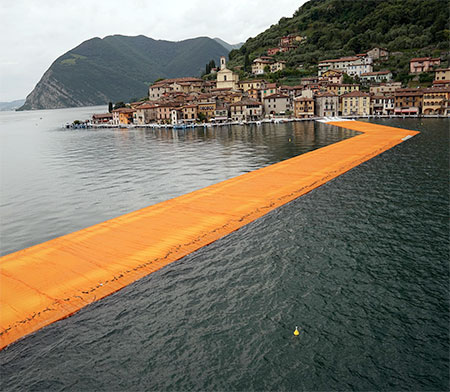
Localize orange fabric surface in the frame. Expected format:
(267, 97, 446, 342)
(0, 121, 419, 349)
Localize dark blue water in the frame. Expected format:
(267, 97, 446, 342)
(0, 114, 448, 391)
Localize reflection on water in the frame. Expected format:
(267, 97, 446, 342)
(0, 111, 356, 256)
(0, 113, 448, 391)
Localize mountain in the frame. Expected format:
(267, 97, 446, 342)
(213, 38, 244, 51)
(229, 0, 449, 80)
(19, 35, 229, 111)
(0, 99, 25, 111)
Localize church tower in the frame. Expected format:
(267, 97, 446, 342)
(220, 56, 226, 70)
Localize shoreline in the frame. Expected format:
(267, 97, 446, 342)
(67, 114, 449, 130)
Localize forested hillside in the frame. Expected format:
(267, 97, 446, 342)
(229, 0, 449, 80)
(20, 35, 229, 110)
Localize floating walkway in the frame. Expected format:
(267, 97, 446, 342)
(0, 121, 419, 349)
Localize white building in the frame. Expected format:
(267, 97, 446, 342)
(318, 56, 373, 77)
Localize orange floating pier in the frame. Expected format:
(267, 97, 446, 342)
(0, 121, 418, 349)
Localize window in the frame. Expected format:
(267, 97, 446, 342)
(224, 75, 227, 81)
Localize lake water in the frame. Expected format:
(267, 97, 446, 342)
(0, 108, 448, 391)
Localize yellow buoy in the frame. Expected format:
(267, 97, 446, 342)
(294, 326, 300, 336)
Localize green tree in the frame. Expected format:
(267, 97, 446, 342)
(244, 53, 251, 72)
(108, 102, 113, 113)
(113, 101, 126, 110)
(197, 112, 207, 123)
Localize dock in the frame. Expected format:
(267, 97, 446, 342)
(0, 120, 419, 349)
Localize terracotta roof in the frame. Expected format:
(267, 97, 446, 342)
(112, 108, 135, 113)
(361, 70, 392, 76)
(263, 93, 289, 100)
(423, 87, 450, 93)
(319, 56, 359, 64)
(434, 68, 450, 72)
(327, 83, 359, 87)
(239, 79, 265, 84)
(342, 91, 370, 98)
(410, 57, 440, 62)
(315, 92, 337, 98)
(92, 113, 113, 119)
(395, 89, 424, 97)
(151, 77, 203, 87)
(137, 104, 158, 109)
(231, 99, 262, 107)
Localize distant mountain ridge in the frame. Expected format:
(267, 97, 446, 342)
(0, 99, 25, 111)
(19, 35, 229, 110)
(213, 38, 244, 51)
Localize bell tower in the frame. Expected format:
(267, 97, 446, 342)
(220, 56, 226, 70)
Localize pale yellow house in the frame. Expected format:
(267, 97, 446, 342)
(252, 57, 273, 75)
(326, 83, 360, 96)
(341, 91, 371, 116)
(270, 61, 286, 73)
(293, 97, 314, 118)
(238, 79, 266, 92)
(434, 68, 450, 81)
(422, 87, 450, 115)
(216, 56, 239, 89)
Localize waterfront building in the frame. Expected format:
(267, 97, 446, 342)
(171, 109, 183, 125)
(366, 47, 389, 60)
(314, 92, 339, 117)
(156, 104, 175, 123)
(216, 57, 239, 89)
(263, 93, 290, 115)
(134, 104, 158, 125)
(409, 57, 441, 73)
(394, 88, 424, 115)
(213, 104, 229, 123)
(370, 95, 394, 116)
(370, 82, 402, 96)
(197, 101, 216, 121)
(91, 113, 113, 124)
(360, 70, 393, 84)
(293, 97, 314, 118)
(340, 91, 371, 116)
(229, 99, 263, 121)
(112, 107, 135, 125)
(181, 104, 198, 122)
(422, 87, 450, 115)
(434, 68, 450, 81)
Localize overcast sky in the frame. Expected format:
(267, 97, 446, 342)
(1, 0, 306, 102)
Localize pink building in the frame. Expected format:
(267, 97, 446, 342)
(410, 57, 441, 73)
(267, 47, 280, 56)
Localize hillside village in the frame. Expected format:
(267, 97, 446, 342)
(92, 44, 450, 126)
